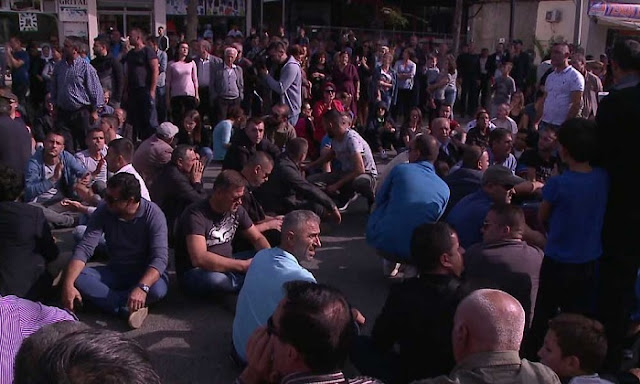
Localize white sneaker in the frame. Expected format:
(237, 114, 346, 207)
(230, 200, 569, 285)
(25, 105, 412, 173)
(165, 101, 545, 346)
(338, 193, 360, 212)
(382, 259, 401, 277)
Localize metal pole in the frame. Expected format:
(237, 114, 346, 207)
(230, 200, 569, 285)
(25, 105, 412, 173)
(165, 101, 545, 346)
(509, 0, 515, 43)
(260, 0, 263, 32)
(574, 0, 584, 46)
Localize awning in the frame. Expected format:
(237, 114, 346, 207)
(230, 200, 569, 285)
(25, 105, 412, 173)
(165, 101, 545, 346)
(588, 1, 640, 29)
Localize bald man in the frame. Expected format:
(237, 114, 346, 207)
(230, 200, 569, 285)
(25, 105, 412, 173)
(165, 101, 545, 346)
(414, 289, 561, 384)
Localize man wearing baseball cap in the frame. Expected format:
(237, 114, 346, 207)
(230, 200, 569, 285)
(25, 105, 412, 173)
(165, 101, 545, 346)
(446, 165, 545, 249)
(132, 121, 179, 187)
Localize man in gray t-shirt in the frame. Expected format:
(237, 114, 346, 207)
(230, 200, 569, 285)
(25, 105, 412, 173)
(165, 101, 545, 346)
(307, 110, 378, 211)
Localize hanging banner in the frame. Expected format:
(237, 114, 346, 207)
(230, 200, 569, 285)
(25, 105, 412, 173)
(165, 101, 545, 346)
(19, 12, 38, 31)
(589, 1, 640, 20)
(205, 0, 245, 16)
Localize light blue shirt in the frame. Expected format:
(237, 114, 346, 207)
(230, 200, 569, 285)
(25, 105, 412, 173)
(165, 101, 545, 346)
(213, 120, 233, 161)
(232, 247, 316, 361)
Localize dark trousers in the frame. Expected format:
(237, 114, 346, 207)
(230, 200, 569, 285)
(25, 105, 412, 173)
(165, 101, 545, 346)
(156, 86, 167, 123)
(127, 88, 158, 142)
(350, 336, 402, 384)
(460, 76, 478, 117)
(56, 106, 91, 153)
(214, 97, 241, 124)
(525, 257, 597, 359)
(394, 89, 414, 122)
(197, 87, 211, 122)
(170, 95, 198, 125)
(12, 82, 29, 110)
(479, 75, 491, 110)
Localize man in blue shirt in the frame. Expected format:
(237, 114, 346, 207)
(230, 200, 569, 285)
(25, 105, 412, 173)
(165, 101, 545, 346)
(5, 37, 30, 108)
(232, 210, 320, 362)
(366, 134, 450, 265)
(61, 173, 169, 329)
(446, 165, 525, 249)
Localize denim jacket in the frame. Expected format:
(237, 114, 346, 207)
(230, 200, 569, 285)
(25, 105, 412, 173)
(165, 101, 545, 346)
(25, 148, 88, 202)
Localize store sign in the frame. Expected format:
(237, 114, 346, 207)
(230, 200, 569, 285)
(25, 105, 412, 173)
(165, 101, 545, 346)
(58, 0, 88, 22)
(19, 12, 38, 31)
(63, 21, 88, 38)
(589, 1, 640, 20)
(205, 0, 244, 16)
(10, 0, 42, 11)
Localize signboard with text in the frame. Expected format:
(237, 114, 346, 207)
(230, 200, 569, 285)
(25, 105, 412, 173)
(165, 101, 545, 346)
(58, 0, 88, 22)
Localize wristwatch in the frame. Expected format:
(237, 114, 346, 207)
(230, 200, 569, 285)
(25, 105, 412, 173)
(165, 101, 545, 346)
(137, 283, 150, 294)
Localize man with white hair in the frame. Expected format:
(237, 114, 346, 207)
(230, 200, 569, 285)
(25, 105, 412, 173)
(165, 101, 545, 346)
(414, 289, 561, 384)
(195, 39, 221, 122)
(211, 46, 243, 123)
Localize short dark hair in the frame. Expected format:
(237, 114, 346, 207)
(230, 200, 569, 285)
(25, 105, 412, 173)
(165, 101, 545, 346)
(107, 172, 141, 203)
(287, 137, 309, 159)
(558, 118, 597, 163)
(489, 204, 525, 234)
(412, 134, 438, 162)
(0, 164, 24, 201)
(94, 37, 110, 50)
(226, 105, 244, 121)
(268, 40, 287, 53)
(411, 222, 457, 272)
(171, 144, 195, 164)
(548, 313, 608, 374)
(145, 35, 158, 45)
(322, 109, 342, 125)
(29, 329, 161, 384)
(461, 145, 485, 169)
(101, 114, 119, 129)
(66, 37, 84, 53)
(87, 127, 104, 137)
(244, 151, 273, 170)
(611, 38, 640, 72)
(279, 281, 354, 373)
(213, 169, 247, 192)
(489, 128, 512, 146)
(14, 321, 90, 384)
(108, 138, 135, 163)
(245, 116, 264, 130)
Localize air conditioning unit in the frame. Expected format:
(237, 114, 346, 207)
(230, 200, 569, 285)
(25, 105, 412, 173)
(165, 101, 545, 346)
(545, 9, 562, 23)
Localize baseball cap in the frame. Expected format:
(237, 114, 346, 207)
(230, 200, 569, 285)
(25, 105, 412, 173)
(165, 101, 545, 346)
(157, 122, 179, 139)
(0, 88, 18, 102)
(482, 165, 525, 187)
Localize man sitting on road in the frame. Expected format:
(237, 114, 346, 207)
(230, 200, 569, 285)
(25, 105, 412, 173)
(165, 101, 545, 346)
(222, 117, 280, 172)
(74, 128, 108, 184)
(150, 145, 207, 239)
(25, 131, 89, 228)
(255, 138, 341, 222)
(464, 204, 544, 329)
(446, 165, 546, 250)
(105, 138, 151, 201)
(61, 173, 170, 329)
(366, 134, 450, 277)
(175, 170, 270, 297)
(413, 289, 561, 384)
(306, 109, 378, 211)
(232, 210, 320, 363)
(234, 151, 283, 252)
(236, 281, 381, 384)
(443, 145, 489, 218)
(353, 222, 470, 383)
(132, 121, 179, 187)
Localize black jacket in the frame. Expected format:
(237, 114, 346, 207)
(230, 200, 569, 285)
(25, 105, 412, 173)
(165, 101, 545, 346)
(486, 51, 511, 78)
(91, 54, 124, 104)
(0, 115, 32, 179)
(0, 202, 58, 300)
(222, 129, 280, 172)
(255, 153, 336, 215)
(149, 164, 208, 237)
(371, 274, 471, 383)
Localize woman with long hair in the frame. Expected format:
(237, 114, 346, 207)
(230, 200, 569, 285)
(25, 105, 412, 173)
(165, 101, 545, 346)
(213, 105, 244, 162)
(509, 90, 525, 126)
(432, 54, 458, 116)
(290, 44, 312, 102)
(370, 52, 397, 115)
(466, 109, 492, 149)
(399, 107, 427, 150)
(176, 110, 213, 166)
(166, 41, 199, 125)
(309, 51, 331, 102)
(332, 49, 360, 118)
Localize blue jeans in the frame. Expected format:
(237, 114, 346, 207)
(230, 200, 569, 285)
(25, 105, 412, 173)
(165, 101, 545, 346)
(199, 147, 214, 168)
(444, 87, 457, 108)
(74, 265, 169, 316)
(179, 250, 255, 296)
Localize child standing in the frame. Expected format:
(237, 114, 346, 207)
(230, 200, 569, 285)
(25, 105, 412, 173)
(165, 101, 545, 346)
(528, 118, 609, 358)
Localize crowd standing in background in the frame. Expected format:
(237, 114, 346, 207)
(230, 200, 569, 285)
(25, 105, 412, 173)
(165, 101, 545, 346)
(0, 23, 639, 384)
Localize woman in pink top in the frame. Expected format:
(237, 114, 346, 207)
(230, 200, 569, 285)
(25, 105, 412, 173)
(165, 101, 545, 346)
(166, 41, 199, 125)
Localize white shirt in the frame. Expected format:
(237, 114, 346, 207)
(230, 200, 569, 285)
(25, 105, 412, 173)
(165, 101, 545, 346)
(393, 60, 416, 90)
(491, 116, 518, 135)
(542, 65, 585, 125)
(115, 164, 151, 201)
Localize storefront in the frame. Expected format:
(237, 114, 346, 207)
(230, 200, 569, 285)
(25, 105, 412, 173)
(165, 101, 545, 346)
(588, 1, 640, 47)
(165, 0, 247, 38)
(0, 0, 60, 45)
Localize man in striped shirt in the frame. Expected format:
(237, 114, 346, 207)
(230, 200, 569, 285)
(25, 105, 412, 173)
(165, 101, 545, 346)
(235, 281, 381, 384)
(0, 295, 76, 383)
(51, 37, 105, 153)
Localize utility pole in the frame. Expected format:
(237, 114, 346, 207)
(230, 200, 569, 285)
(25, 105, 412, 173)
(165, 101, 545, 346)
(574, 0, 584, 46)
(509, 0, 515, 43)
(453, 0, 463, 55)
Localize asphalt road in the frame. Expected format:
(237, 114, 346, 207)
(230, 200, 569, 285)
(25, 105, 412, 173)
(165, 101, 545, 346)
(53, 160, 396, 384)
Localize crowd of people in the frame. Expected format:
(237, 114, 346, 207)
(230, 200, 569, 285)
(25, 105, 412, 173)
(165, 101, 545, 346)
(0, 23, 639, 384)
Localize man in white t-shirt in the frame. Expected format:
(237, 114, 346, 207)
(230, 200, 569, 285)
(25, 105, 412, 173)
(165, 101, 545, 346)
(105, 138, 151, 201)
(538, 42, 585, 128)
(75, 128, 108, 184)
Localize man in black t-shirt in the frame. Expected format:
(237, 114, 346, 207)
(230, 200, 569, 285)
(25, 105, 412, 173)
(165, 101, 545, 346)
(517, 126, 560, 184)
(124, 28, 159, 142)
(175, 170, 270, 296)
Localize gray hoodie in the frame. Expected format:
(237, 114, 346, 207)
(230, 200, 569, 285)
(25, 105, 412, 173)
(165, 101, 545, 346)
(265, 55, 302, 118)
